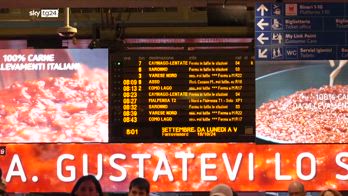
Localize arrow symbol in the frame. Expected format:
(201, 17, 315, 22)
(257, 33, 269, 45)
(258, 49, 268, 58)
(257, 4, 268, 16)
(257, 18, 269, 30)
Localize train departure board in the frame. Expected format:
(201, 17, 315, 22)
(109, 51, 254, 142)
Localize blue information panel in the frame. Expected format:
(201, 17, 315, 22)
(255, 2, 348, 60)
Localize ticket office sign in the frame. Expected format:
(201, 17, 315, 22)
(255, 2, 348, 60)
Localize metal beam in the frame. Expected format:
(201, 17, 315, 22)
(0, 26, 253, 38)
(0, 0, 208, 8)
(1, 0, 344, 9)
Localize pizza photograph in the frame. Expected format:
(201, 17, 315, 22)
(0, 49, 108, 143)
(256, 60, 348, 143)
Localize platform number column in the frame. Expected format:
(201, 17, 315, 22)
(235, 60, 242, 110)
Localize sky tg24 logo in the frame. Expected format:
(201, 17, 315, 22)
(29, 9, 59, 18)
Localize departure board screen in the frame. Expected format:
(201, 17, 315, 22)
(109, 51, 254, 142)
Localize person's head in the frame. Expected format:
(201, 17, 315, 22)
(71, 175, 103, 196)
(0, 167, 5, 194)
(288, 181, 305, 196)
(210, 184, 233, 196)
(320, 189, 343, 196)
(128, 177, 150, 196)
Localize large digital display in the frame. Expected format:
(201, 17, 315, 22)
(255, 2, 348, 144)
(109, 51, 255, 142)
(0, 49, 108, 143)
(255, 61, 348, 144)
(2, 2, 348, 194)
(1, 143, 348, 193)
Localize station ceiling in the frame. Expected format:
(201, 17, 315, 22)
(0, 0, 256, 38)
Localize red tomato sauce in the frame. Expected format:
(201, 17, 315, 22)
(0, 67, 108, 143)
(257, 85, 348, 143)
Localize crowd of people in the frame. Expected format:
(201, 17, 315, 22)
(287, 181, 342, 196)
(69, 174, 343, 196)
(71, 175, 150, 196)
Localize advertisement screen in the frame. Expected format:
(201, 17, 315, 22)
(1, 143, 348, 193)
(255, 2, 348, 143)
(2, 2, 348, 194)
(256, 61, 348, 143)
(0, 49, 108, 143)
